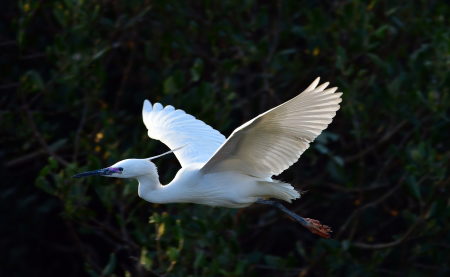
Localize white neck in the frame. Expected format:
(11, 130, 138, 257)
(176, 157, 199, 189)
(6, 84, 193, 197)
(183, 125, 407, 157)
(136, 174, 165, 203)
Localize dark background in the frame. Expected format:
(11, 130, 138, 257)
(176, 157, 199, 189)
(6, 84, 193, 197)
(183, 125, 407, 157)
(1, 0, 450, 276)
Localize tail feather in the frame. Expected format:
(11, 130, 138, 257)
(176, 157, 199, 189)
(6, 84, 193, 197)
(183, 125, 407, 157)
(258, 181, 301, 203)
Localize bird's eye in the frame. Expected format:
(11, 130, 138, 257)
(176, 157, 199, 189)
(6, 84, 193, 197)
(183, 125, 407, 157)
(118, 167, 124, 172)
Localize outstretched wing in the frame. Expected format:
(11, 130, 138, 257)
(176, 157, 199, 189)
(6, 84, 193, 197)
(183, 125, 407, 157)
(201, 78, 342, 178)
(142, 101, 226, 167)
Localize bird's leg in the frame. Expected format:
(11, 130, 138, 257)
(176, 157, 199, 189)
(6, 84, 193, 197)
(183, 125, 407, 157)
(255, 199, 331, 239)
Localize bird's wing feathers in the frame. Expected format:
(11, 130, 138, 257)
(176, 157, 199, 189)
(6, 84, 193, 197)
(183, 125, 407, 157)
(201, 78, 342, 178)
(142, 101, 226, 167)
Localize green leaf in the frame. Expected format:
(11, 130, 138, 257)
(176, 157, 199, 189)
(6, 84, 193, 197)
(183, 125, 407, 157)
(342, 240, 350, 251)
(194, 250, 204, 268)
(149, 212, 160, 224)
(84, 263, 99, 277)
(374, 25, 389, 37)
(234, 260, 245, 275)
(123, 182, 138, 196)
(167, 247, 179, 262)
(327, 160, 346, 183)
(92, 46, 111, 60)
(277, 48, 297, 56)
(39, 165, 50, 177)
(190, 58, 204, 82)
(425, 202, 437, 219)
(175, 219, 184, 241)
(48, 157, 58, 169)
(102, 253, 116, 275)
(53, 6, 67, 26)
(124, 5, 152, 28)
(140, 248, 153, 271)
(35, 177, 55, 195)
(22, 70, 44, 91)
(333, 156, 344, 167)
(335, 46, 347, 69)
(163, 76, 177, 95)
(49, 139, 68, 151)
(314, 144, 328, 154)
(88, 155, 102, 170)
(62, 0, 74, 8)
(366, 53, 386, 69)
(407, 176, 422, 200)
(296, 242, 307, 258)
(264, 255, 286, 269)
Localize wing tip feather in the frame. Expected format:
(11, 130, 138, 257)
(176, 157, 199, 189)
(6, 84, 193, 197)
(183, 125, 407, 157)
(143, 99, 152, 111)
(304, 77, 321, 92)
(314, 82, 330, 92)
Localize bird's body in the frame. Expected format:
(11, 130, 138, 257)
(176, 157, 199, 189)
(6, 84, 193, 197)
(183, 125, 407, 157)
(73, 77, 342, 238)
(111, 160, 297, 209)
(139, 163, 260, 208)
(145, 165, 258, 208)
(139, 163, 294, 208)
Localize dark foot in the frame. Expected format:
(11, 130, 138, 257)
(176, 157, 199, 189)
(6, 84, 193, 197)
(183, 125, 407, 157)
(304, 218, 332, 239)
(255, 198, 332, 239)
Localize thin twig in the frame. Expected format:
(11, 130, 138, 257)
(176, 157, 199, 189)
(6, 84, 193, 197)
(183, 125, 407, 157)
(118, 202, 140, 250)
(0, 40, 18, 47)
(326, 182, 391, 193)
(73, 95, 89, 162)
(0, 83, 20, 90)
(352, 219, 423, 249)
(20, 52, 47, 60)
(352, 175, 449, 249)
(261, 0, 282, 106)
(265, 0, 282, 65)
(65, 220, 102, 273)
(298, 251, 327, 277)
(6, 149, 45, 167)
(373, 128, 415, 183)
(344, 120, 408, 163)
(87, 217, 140, 249)
(361, 173, 409, 209)
(336, 173, 408, 238)
(114, 42, 136, 111)
(20, 92, 70, 167)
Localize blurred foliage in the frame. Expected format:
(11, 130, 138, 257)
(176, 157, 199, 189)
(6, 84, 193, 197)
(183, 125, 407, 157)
(1, 0, 450, 276)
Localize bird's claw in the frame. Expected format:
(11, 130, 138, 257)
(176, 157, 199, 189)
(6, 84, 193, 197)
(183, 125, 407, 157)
(304, 218, 332, 239)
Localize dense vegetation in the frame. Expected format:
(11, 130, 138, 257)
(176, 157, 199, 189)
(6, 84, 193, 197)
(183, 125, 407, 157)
(2, 0, 450, 276)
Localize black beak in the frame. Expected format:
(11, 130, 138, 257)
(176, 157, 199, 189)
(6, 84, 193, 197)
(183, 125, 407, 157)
(72, 168, 112, 178)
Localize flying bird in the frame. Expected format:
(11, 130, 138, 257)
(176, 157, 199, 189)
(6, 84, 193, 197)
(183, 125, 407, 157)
(73, 77, 342, 238)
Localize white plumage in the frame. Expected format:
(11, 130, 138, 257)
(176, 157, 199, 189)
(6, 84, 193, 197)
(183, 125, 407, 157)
(202, 78, 342, 178)
(142, 102, 226, 166)
(73, 77, 342, 238)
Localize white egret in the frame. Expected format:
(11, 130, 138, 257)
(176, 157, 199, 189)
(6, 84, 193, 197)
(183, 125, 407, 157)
(73, 77, 342, 238)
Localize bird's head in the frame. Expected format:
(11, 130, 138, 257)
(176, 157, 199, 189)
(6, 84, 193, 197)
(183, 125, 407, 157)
(71, 159, 157, 179)
(71, 144, 187, 179)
